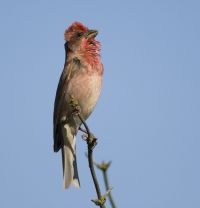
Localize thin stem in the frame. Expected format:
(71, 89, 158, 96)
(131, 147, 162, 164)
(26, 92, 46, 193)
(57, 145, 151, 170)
(79, 126, 87, 134)
(78, 114, 105, 208)
(102, 170, 116, 208)
(88, 148, 102, 199)
(78, 115, 91, 138)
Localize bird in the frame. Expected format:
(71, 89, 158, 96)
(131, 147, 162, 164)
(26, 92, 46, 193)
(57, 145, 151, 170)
(53, 22, 103, 188)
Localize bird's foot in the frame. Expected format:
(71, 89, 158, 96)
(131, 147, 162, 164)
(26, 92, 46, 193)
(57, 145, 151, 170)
(82, 133, 98, 150)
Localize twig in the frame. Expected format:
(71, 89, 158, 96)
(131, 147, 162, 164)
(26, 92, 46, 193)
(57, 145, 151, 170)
(78, 115, 91, 139)
(95, 162, 116, 208)
(102, 170, 116, 208)
(79, 126, 87, 134)
(70, 96, 106, 207)
(78, 114, 106, 208)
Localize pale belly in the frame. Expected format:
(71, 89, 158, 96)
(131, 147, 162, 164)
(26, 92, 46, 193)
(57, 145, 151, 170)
(66, 71, 102, 119)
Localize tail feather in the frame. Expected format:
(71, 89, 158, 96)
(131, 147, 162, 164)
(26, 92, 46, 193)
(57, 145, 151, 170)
(62, 124, 80, 189)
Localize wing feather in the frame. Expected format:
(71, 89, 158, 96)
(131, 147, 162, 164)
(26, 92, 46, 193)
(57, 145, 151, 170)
(53, 42, 82, 152)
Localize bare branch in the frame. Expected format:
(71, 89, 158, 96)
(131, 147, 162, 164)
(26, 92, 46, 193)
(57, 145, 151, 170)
(70, 96, 106, 208)
(95, 161, 116, 208)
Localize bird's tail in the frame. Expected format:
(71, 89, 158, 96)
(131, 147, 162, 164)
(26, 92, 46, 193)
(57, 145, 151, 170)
(61, 124, 80, 188)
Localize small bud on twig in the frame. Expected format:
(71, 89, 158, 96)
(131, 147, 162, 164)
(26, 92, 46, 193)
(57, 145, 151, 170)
(95, 161, 112, 172)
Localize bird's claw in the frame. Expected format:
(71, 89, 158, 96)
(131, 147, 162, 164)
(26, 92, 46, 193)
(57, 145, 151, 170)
(88, 135, 98, 150)
(81, 133, 98, 150)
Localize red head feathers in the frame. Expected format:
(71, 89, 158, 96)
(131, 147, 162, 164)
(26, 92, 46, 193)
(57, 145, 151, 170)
(64, 22, 101, 67)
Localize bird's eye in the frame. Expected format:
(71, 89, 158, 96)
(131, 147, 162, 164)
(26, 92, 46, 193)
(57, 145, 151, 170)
(76, 32, 83, 38)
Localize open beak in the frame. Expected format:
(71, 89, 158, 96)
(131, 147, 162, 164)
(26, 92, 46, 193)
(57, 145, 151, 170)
(85, 29, 98, 39)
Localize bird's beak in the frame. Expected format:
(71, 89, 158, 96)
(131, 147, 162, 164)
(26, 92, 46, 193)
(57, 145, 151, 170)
(85, 30, 98, 39)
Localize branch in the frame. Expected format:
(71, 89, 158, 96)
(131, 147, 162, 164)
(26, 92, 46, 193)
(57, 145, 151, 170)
(70, 95, 106, 207)
(95, 162, 116, 208)
(78, 114, 106, 208)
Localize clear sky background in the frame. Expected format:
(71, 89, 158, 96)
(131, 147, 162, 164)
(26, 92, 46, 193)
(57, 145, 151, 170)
(0, 0, 200, 207)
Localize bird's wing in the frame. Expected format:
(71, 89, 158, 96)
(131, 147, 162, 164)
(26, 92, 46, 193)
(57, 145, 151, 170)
(53, 43, 81, 152)
(53, 65, 68, 152)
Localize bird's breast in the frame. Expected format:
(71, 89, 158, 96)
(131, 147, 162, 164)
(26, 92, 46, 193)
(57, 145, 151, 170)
(67, 69, 102, 119)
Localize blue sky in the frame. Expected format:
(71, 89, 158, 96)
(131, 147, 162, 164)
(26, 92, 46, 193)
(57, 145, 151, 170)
(0, 0, 200, 207)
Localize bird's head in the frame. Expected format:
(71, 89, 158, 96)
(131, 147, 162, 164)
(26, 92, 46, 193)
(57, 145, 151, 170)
(64, 22, 100, 54)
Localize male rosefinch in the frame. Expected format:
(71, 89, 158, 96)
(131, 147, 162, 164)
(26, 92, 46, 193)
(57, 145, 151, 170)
(53, 22, 103, 188)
